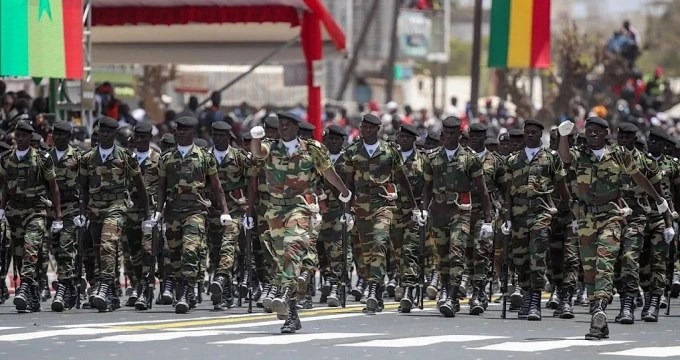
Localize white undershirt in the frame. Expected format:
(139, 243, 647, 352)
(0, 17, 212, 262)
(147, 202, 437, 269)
(652, 154, 662, 161)
(15, 148, 28, 161)
(177, 144, 193, 158)
(524, 146, 541, 161)
(445, 145, 459, 161)
(99, 146, 113, 162)
(592, 148, 605, 161)
(283, 138, 300, 156)
(330, 153, 341, 164)
(401, 149, 414, 161)
(364, 142, 379, 157)
(55, 149, 66, 161)
(135, 150, 150, 164)
(476, 149, 487, 160)
(213, 147, 228, 164)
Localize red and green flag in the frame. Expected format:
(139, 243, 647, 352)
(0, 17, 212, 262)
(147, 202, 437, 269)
(0, 0, 83, 79)
(488, 0, 551, 69)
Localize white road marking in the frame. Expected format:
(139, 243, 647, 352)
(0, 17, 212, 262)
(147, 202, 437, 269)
(211, 332, 382, 345)
(80, 330, 260, 342)
(0, 328, 122, 342)
(165, 313, 365, 331)
(470, 340, 633, 352)
(601, 346, 680, 358)
(338, 335, 509, 347)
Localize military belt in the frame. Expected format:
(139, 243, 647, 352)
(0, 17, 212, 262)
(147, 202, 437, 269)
(259, 192, 271, 201)
(513, 197, 549, 207)
(433, 192, 470, 204)
(170, 193, 200, 201)
(60, 189, 79, 203)
(269, 197, 304, 206)
(583, 202, 617, 214)
(356, 187, 386, 195)
(90, 192, 127, 201)
(8, 194, 42, 204)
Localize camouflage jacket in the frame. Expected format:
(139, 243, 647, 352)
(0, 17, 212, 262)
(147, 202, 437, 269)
(50, 145, 80, 205)
(471, 149, 506, 210)
(397, 148, 426, 212)
(0, 147, 55, 209)
(620, 147, 661, 203)
(569, 145, 638, 206)
(129, 149, 160, 210)
(159, 145, 217, 213)
(505, 148, 565, 200)
(208, 145, 251, 214)
(258, 137, 331, 204)
(650, 153, 680, 209)
(79, 145, 140, 211)
(423, 145, 483, 197)
(343, 139, 404, 213)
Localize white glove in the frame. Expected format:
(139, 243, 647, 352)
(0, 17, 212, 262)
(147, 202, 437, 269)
(620, 207, 633, 217)
(657, 199, 669, 214)
(340, 213, 355, 231)
(411, 209, 421, 223)
(664, 227, 675, 244)
(571, 220, 578, 234)
(311, 213, 322, 228)
(558, 120, 575, 136)
(480, 223, 493, 238)
(151, 211, 162, 223)
(250, 126, 265, 139)
(242, 216, 254, 230)
(74, 215, 87, 228)
(501, 221, 511, 235)
(672, 211, 679, 220)
(220, 214, 233, 226)
(51, 220, 63, 233)
(0, 209, 5, 221)
(417, 210, 429, 226)
(338, 190, 352, 203)
(141, 220, 156, 234)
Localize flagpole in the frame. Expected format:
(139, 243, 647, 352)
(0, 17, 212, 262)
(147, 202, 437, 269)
(470, 0, 483, 120)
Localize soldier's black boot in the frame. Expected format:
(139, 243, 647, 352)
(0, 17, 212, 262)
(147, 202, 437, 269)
(125, 279, 138, 307)
(399, 286, 416, 313)
(263, 284, 278, 313)
(671, 272, 680, 298)
(161, 280, 174, 305)
(643, 293, 661, 322)
(377, 284, 385, 312)
(585, 299, 609, 340)
(29, 284, 42, 312)
(527, 290, 542, 321)
(439, 285, 460, 318)
(0, 279, 9, 304)
(575, 282, 586, 306)
(619, 295, 636, 324)
(258, 282, 271, 308)
(517, 290, 531, 319)
(175, 281, 190, 314)
(364, 282, 379, 314)
(547, 286, 560, 309)
(51, 280, 71, 312)
(436, 285, 449, 309)
(187, 282, 198, 309)
(327, 282, 340, 308)
(640, 292, 652, 318)
(509, 287, 523, 311)
(386, 276, 397, 298)
(218, 278, 234, 309)
(559, 287, 575, 319)
(470, 286, 485, 315)
(92, 281, 111, 312)
(280, 299, 302, 334)
(272, 286, 294, 320)
(134, 279, 152, 311)
(351, 277, 365, 302)
(426, 271, 439, 300)
(209, 274, 227, 306)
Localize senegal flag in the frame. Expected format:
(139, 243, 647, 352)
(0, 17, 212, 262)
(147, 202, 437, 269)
(0, 0, 83, 79)
(488, 0, 551, 69)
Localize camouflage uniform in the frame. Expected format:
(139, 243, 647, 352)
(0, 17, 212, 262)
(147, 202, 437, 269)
(79, 145, 140, 310)
(343, 139, 403, 297)
(1, 147, 55, 305)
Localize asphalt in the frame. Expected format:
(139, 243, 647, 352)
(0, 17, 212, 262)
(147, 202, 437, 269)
(0, 289, 679, 360)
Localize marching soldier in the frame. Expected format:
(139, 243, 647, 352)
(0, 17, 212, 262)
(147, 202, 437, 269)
(155, 116, 231, 314)
(123, 122, 160, 310)
(49, 121, 81, 312)
(557, 117, 674, 340)
(1, 121, 62, 312)
(78, 117, 150, 312)
(504, 120, 571, 321)
(249, 112, 351, 333)
(343, 114, 418, 314)
(207, 121, 250, 310)
(467, 123, 506, 315)
(421, 116, 494, 318)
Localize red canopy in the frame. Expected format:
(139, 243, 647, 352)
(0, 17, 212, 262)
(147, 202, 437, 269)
(92, 0, 347, 140)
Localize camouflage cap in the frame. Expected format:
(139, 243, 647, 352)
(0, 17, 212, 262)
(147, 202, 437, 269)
(278, 112, 302, 124)
(264, 115, 279, 129)
(15, 120, 35, 133)
(160, 133, 175, 144)
(134, 122, 153, 134)
(323, 124, 346, 137)
(442, 116, 461, 129)
(212, 121, 232, 132)
(361, 113, 381, 126)
(649, 126, 670, 142)
(485, 137, 500, 145)
(175, 116, 198, 128)
(193, 138, 209, 149)
(585, 116, 609, 129)
(524, 119, 544, 130)
(399, 124, 419, 137)
(98, 117, 119, 130)
(31, 132, 42, 142)
(508, 129, 524, 137)
(426, 132, 440, 141)
(468, 122, 488, 132)
(299, 121, 316, 131)
(617, 122, 639, 133)
(53, 121, 73, 133)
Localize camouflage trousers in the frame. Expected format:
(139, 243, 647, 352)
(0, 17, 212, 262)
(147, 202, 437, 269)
(89, 208, 126, 283)
(390, 210, 420, 286)
(614, 207, 647, 297)
(301, 215, 320, 274)
(254, 200, 276, 283)
(317, 208, 351, 283)
(48, 203, 79, 280)
(639, 215, 669, 295)
(7, 206, 46, 285)
(265, 204, 312, 289)
(430, 203, 470, 286)
(577, 210, 623, 301)
(164, 211, 206, 283)
(124, 209, 154, 283)
(468, 206, 494, 288)
(511, 210, 552, 291)
(207, 209, 241, 277)
(352, 207, 393, 283)
(548, 209, 580, 290)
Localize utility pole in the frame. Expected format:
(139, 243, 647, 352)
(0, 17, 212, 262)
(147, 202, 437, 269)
(469, 0, 483, 119)
(385, 0, 401, 103)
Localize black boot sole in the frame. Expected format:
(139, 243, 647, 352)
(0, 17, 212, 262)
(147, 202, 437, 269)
(527, 312, 541, 321)
(585, 311, 609, 340)
(399, 298, 413, 313)
(327, 296, 340, 308)
(51, 300, 65, 312)
(209, 282, 223, 305)
(470, 304, 484, 315)
(92, 295, 108, 311)
(161, 294, 174, 305)
(14, 296, 28, 311)
(175, 301, 189, 314)
(643, 314, 659, 322)
(134, 301, 149, 311)
(671, 283, 680, 298)
(510, 293, 524, 309)
(271, 298, 289, 319)
(365, 297, 379, 314)
(559, 311, 574, 319)
(439, 304, 456, 318)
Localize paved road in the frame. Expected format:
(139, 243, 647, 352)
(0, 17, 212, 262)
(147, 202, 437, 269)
(0, 291, 679, 360)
